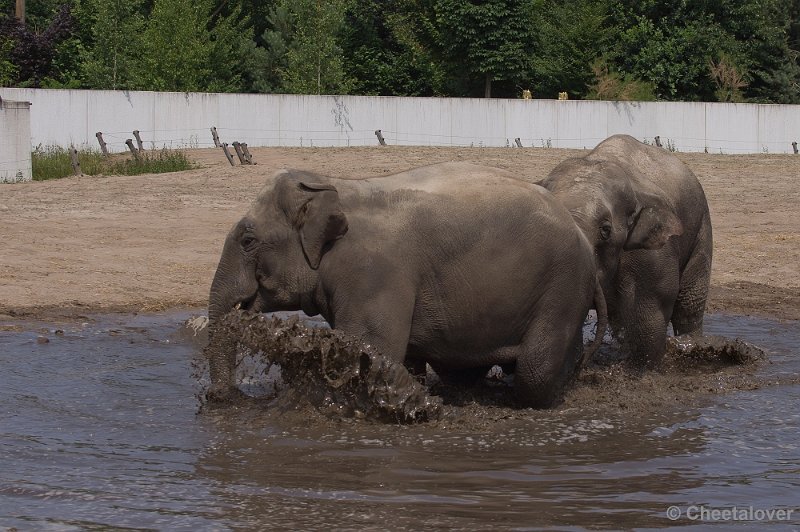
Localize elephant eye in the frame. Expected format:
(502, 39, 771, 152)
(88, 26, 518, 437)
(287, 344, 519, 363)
(241, 236, 258, 250)
(599, 221, 612, 241)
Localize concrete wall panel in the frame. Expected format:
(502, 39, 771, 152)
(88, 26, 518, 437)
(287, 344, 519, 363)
(0, 99, 32, 182)
(705, 103, 760, 154)
(758, 105, 800, 154)
(2, 88, 799, 155)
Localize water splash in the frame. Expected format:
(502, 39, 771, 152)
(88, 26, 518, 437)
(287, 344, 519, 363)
(201, 310, 441, 423)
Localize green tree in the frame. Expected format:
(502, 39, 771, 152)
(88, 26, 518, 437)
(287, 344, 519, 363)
(605, 0, 800, 103)
(341, 0, 444, 96)
(0, 36, 18, 86)
(251, 4, 292, 92)
(206, 0, 282, 93)
(277, 0, 352, 95)
(434, 0, 534, 98)
(708, 53, 748, 102)
(206, 2, 257, 93)
(81, 0, 145, 89)
(138, 0, 211, 92)
(0, 3, 76, 87)
(134, 0, 255, 93)
(1, 0, 65, 31)
(731, 0, 800, 103)
(229, 0, 278, 49)
(138, 0, 212, 91)
(587, 56, 656, 101)
(531, 0, 615, 99)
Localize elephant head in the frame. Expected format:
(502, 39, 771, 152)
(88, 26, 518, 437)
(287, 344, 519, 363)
(206, 170, 349, 397)
(540, 157, 683, 308)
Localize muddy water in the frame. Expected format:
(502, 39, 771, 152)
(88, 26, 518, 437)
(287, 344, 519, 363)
(1, 312, 798, 529)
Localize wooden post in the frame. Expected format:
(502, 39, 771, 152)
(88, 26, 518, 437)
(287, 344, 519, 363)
(654, 136, 662, 148)
(95, 132, 109, 157)
(221, 143, 235, 166)
(211, 127, 221, 148)
(125, 139, 140, 160)
(232, 142, 247, 164)
(241, 143, 254, 164)
(69, 147, 82, 176)
(374, 129, 386, 146)
(793, 141, 798, 154)
(133, 130, 145, 153)
(514, 138, 523, 148)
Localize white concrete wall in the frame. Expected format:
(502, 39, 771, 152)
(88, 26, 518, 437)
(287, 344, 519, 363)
(0, 98, 32, 183)
(1, 88, 799, 154)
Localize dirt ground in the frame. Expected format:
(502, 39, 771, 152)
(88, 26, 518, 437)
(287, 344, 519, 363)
(1, 145, 798, 322)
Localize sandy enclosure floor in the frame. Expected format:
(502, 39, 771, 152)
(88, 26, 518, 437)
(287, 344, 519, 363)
(0, 146, 798, 321)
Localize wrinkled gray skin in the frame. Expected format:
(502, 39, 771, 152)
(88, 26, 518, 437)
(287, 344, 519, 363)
(208, 162, 599, 407)
(540, 135, 712, 367)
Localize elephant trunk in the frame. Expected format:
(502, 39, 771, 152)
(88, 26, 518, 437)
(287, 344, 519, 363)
(577, 274, 608, 371)
(205, 249, 257, 401)
(206, 269, 238, 400)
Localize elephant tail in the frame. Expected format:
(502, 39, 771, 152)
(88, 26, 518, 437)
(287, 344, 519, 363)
(577, 275, 608, 372)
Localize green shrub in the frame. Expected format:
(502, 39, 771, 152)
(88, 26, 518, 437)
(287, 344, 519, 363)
(31, 145, 194, 181)
(32, 145, 106, 181)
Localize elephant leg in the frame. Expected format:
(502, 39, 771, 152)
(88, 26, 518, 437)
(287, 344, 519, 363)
(514, 325, 583, 408)
(513, 294, 589, 408)
(403, 345, 429, 382)
(403, 356, 428, 380)
(671, 217, 712, 337)
(334, 285, 416, 365)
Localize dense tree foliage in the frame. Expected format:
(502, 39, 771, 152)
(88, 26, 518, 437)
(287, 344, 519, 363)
(341, 0, 442, 96)
(0, 3, 74, 87)
(80, 0, 144, 90)
(1, 0, 798, 102)
(435, 0, 534, 97)
(276, 0, 351, 95)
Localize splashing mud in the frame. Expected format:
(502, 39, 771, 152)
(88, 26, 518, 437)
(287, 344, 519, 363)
(566, 333, 768, 417)
(201, 310, 441, 423)
(665, 334, 766, 366)
(198, 311, 769, 427)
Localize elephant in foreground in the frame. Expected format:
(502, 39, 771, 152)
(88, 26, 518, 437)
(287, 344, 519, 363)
(540, 134, 712, 367)
(207, 162, 604, 407)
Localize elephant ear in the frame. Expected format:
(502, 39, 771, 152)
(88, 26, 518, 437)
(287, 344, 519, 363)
(297, 182, 349, 269)
(275, 172, 349, 269)
(624, 192, 683, 250)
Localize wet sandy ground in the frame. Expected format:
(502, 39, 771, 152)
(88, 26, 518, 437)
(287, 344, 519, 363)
(0, 146, 798, 321)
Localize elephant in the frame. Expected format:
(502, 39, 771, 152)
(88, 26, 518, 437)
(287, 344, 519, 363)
(539, 134, 712, 368)
(207, 162, 606, 408)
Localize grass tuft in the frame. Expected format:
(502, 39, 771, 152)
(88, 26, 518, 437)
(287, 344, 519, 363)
(31, 145, 195, 181)
(32, 145, 105, 181)
(105, 148, 195, 176)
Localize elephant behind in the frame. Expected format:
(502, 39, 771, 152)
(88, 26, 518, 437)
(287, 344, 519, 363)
(540, 134, 712, 367)
(207, 162, 602, 408)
